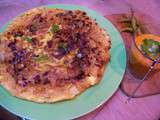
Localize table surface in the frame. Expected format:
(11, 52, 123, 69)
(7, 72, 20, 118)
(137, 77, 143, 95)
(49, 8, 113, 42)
(0, 0, 160, 120)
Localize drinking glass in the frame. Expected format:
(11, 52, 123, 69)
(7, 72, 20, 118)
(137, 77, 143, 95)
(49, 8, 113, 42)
(129, 34, 160, 79)
(121, 34, 160, 97)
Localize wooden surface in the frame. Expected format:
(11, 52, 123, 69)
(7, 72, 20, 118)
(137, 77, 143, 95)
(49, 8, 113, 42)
(78, 90, 160, 120)
(0, 0, 160, 120)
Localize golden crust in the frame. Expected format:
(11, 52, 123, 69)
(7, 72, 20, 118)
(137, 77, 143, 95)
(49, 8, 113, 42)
(0, 64, 106, 103)
(0, 7, 110, 103)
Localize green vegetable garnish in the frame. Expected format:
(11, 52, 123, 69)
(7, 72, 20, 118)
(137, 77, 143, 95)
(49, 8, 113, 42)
(141, 39, 160, 59)
(58, 42, 68, 52)
(120, 8, 150, 35)
(51, 24, 60, 33)
(119, 18, 131, 23)
(131, 17, 137, 31)
(34, 55, 48, 61)
(121, 27, 134, 34)
(24, 37, 33, 42)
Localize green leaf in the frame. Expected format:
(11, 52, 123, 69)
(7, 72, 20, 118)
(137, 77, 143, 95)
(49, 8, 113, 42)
(51, 24, 59, 33)
(141, 44, 150, 54)
(121, 27, 133, 34)
(34, 55, 48, 61)
(131, 17, 137, 31)
(120, 12, 151, 35)
(24, 37, 33, 42)
(119, 18, 131, 23)
(141, 39, 160, 59)
(58, 42, 68, 52)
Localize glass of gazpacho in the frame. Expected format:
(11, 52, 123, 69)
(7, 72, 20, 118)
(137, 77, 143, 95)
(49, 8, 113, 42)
(129, 34, 160, 79)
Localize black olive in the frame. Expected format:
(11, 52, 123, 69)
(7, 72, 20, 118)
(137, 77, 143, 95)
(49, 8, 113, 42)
(55, 13, 64, 17)
(64, 17, 68, 21)
(43, 71, 49, 76)
(75, 71, 84, 80)
(68, 10, 73, 14)
(91, 47, 97, 52)
(31, 38, 38, 46)
(72, 15, 77, 18)
(39, 17, 44, 23)
(82, 12, 86, 16)
(12, 50, 26, 64)
(86, 17, 89, 20)
(34, 75, 41, 84)
(27, 24, 37, 33)
(20, 81, 28, 87)
(43, 78, 50, 85)
(8, 42, 17, 51)
(95, 63, 101, 67)
(12, 31, 24, 37)
(52, 48, 66, 59)
(22, 77, 27, 81)
(47, 40, 53, 48)
(22, 82, 27, 87)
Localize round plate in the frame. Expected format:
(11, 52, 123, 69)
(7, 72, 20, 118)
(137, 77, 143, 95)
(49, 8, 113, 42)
(0, 4, 126, 120)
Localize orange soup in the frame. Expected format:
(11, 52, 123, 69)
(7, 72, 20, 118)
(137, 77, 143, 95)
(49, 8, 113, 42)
(129, 34, 160, 79)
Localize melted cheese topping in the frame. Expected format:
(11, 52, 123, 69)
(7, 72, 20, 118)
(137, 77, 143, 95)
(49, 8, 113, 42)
(87, 75, 96, 85)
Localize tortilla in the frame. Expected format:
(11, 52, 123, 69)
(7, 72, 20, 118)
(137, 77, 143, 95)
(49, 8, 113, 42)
(0, 7, 110, 103)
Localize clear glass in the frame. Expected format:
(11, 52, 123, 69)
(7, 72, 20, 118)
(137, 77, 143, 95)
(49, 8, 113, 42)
(128, 38, 160, 79)
(121, 35, 160, 97)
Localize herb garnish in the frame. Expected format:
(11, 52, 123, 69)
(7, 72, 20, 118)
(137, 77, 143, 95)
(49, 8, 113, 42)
(51, 24, 60, 33)
(120, 8, 150, 35)
(24, 37, 33, 42)
(34, 54, 48, 61)
(141, 39, 160, 59)
(58, 42, 68, 52)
